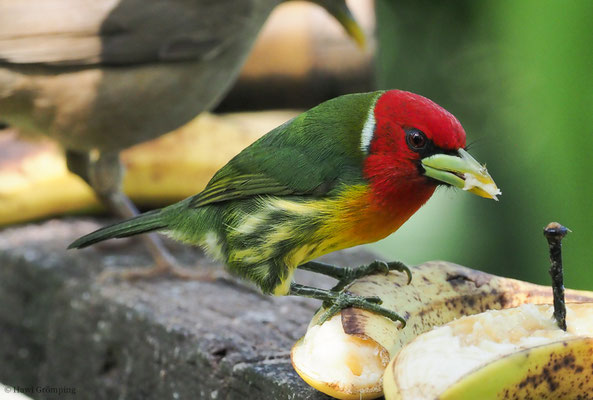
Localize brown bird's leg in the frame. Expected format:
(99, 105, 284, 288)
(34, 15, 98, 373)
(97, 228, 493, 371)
(66, 149, 221, 281)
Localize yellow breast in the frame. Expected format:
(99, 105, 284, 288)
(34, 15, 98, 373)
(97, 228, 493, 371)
(284, 184, 418, 268)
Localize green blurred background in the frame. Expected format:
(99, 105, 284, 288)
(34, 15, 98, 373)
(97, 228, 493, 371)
(368, 0, 593, 288)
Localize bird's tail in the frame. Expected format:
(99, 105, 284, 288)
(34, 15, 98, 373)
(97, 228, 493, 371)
(68, 209, 167, 249)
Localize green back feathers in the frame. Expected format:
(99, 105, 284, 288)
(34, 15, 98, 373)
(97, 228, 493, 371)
(190, 91, 384, 208)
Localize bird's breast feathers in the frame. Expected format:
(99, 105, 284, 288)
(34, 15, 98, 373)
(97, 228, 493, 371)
(221, 184, 417, 269)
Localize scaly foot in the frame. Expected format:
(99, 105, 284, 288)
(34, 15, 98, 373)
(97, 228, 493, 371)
(331, 260, 412, 292)
(298, 260, 412, 291)
(289, 283, 406, 326)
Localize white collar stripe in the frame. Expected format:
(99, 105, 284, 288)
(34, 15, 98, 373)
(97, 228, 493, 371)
(360, 104, 376, 154)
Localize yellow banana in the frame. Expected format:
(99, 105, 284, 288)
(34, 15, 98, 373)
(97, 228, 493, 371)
(384, 303, 593, 400)
(0, 111, 297, 226)
(291, 261, 593, 399)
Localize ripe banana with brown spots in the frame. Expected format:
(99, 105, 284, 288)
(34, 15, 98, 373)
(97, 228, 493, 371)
(291, 261, 593, 399)
(384, 303, 593, 399)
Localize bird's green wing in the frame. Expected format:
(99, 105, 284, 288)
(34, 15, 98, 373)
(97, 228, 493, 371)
(189, 140, 339, 208)
(189, 91, 383, 208)
(189, 173, 294, 208)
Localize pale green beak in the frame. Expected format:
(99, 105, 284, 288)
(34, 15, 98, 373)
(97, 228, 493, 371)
(421, 149, 501, 200)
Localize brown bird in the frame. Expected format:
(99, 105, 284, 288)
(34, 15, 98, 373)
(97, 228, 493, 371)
(0, 0, 364, 279)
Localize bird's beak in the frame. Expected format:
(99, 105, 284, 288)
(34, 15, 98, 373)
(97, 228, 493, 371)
(314, 0, 366, 49)
(421, 148, 501, 200)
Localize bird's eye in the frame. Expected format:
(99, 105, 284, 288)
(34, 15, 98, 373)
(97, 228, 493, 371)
(405, 129, 428, 151)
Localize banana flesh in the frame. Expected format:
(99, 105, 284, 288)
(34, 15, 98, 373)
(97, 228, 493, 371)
(0, 111, 297, 225)
(292, 315, 388, 400)
(291, 261, 593, 399)
(384, 303, 593, 400)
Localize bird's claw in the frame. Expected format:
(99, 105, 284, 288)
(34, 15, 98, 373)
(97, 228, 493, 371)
(366, 260, 412, 284)
(317, 290, 406, 327)
(332, 260, 412, 291)
(385, 261, 413, 284)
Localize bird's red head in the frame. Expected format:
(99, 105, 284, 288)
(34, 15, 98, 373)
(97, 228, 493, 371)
(363, 90, 467, 209)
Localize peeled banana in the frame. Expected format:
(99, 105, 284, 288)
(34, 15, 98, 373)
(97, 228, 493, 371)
(0, 111, 297, 226)
(384, 303, 593, 399)
(291, 261, 593, 399)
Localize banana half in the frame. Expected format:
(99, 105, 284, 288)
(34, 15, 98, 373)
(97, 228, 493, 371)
(291, 262, 593, 399)
(384, 303, 593, 400)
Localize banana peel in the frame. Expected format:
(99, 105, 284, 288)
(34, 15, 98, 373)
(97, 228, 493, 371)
(291, 261, 593, 399)
(0, 111, 297, 226)
(437, 337, 593, 400)
(384, 303, 593, 400)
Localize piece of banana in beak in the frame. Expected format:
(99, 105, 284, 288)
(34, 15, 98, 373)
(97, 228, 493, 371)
(421, 148, 501, 200)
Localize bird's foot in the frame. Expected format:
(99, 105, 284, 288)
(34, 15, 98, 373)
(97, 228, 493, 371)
(318, 291, 406, 326)
(289, 283, 406, 326)
(298, 260, 412, 292)
(333, 260, 412, 291)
